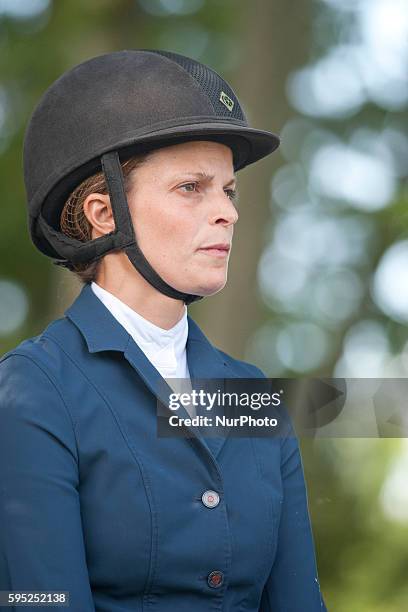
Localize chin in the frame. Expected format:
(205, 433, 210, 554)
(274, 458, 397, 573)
(191, 275, 227, 296)
(169, 268, 227, 297)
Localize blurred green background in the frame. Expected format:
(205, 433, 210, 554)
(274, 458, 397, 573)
(1, 0, 408, 609)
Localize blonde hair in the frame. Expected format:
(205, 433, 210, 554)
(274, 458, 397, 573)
(60, 154, 149, 284)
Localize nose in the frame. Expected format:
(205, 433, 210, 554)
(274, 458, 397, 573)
(209, 191, 239, 226)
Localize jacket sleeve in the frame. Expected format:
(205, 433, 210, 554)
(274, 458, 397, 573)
(0, 353, 95, 612)
(259, 408, 327, 611)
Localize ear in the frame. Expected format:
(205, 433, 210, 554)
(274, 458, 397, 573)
(83, 193, 115, 239)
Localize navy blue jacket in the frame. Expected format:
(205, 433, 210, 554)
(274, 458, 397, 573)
(0, 283, 327, 611)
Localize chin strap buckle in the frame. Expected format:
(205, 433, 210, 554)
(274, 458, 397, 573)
(53, 258, 76, 271)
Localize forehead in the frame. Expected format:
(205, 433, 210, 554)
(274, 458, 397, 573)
(128, 140, 236, 189)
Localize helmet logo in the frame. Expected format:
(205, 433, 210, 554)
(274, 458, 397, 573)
(219, 91, 234, 112)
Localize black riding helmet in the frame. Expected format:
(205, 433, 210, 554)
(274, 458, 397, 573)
(23, 49, 280, 305)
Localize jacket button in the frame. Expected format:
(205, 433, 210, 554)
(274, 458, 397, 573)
(201, 490, 220, 508)
(207, 570, 224, 588)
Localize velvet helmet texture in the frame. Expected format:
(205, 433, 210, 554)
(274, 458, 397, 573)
(22, 49, 281, 303)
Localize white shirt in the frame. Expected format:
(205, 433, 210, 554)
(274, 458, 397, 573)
(91, 282, 191, 382)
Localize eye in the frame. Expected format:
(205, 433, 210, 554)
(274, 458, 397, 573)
(179, 182, 199, 193)
(178, 183, 238, 203)
(225, 189, 238, 202)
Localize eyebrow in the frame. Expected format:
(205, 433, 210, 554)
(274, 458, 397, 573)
(177, 171, 237, 187)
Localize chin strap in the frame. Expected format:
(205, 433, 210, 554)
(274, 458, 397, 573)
(101, 152, 204, 306)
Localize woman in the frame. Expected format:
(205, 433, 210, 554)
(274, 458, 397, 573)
(0, 50, 327, 611)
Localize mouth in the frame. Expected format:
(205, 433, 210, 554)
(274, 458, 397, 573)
(197, 243, 231, 258)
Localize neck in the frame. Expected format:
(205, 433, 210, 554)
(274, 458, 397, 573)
(95, 253, 187, 330)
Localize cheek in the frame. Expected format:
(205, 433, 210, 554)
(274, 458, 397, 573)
(130, 201, 197, 260)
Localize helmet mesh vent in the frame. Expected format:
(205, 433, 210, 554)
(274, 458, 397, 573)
(147, 49, 246, 121)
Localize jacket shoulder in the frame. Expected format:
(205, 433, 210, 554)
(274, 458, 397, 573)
(215, 348, 294, 436)
(215, 347, 266, 378)
(0, 317, 77, 376)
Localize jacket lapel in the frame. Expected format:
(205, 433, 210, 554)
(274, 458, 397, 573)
(184, 316, 236, 457)
(64, 283, 238, 460)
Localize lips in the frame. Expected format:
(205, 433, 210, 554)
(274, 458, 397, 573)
(199, 243, 230, 252)
(198, 243, 230, 258)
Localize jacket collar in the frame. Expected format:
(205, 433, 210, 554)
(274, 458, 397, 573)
(64, 283, 236, 458)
